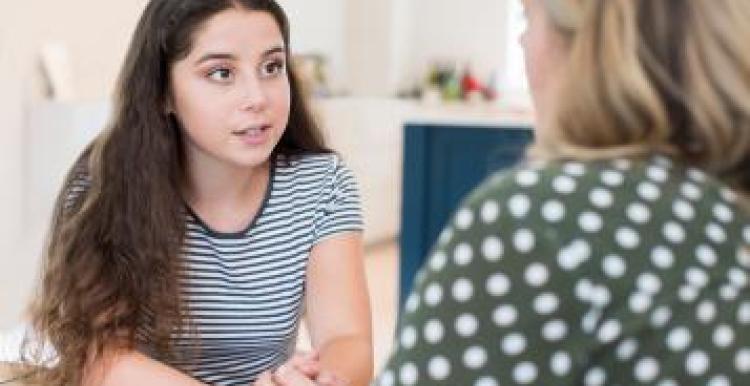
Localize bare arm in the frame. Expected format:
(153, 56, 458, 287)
(83, 350, 206, 386)
(305, 232, 374, 386)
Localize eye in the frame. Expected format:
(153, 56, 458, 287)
(208, 68, 234, 82)
(260, 59, 286, 78)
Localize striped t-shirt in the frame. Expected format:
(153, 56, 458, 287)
(69, 153, 363, 385)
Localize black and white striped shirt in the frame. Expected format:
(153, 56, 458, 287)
(69, 153, 363, 385)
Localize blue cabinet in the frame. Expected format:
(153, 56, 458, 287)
(399, 123, 533, 304)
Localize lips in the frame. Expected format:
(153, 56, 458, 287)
(231, 124, 271, 136)
(232, 124, 272, 146)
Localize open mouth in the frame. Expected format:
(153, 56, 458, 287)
(231, 124, 271, 136)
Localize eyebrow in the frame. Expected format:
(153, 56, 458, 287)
(195, 45, 286, 64)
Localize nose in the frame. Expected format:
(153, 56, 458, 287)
(239, 74, 268, 112)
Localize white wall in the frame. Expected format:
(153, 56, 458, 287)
(0, 1, 148, 329)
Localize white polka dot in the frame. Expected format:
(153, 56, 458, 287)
(525, 263, 549, 287)
(681, 182, 703, 201)
(455, 313, 479, 337)
(713, 324, 735, 348)
(651, 246, 675, 269)
(584, 367, 606, 386)
(597, 319, 621, 343)
(601, 170, 625, 186)
(679, 285, 700, 303)
(613, 158, 632, 170)
(542, 320, 568, 342)
(576, 279, 594, 302)
(629, 292, 652, 313)
(627, 202, 651, 224)
(454, 243, 474, 266)
(502, 333, 527, 356)
(493, 304, 518, 327)
(714, 203, 734, 223)
(602, 255, 627, 278)
(737, 247, 750, 268)
(481, 200, 500, 223)
(721, 188, 737, 203)
(721, 284, 740, 301)
(744, 227, 750, 244)
(513, 362, 538, 384)
(509, 194, 532, 218)
(686, 267, 709, 288)
(550, 351, 572, 376)
(647, 165, 669, 183)
(399, 363, 419, 385)
(405, 293, 420, 313)
(616, 227, 640, 249)
(673, 199, 695, 221)
(688, 168, 707, 182)
(427, 356, 451, 380)
(590, 285, 612, 308)
(582, 309, 602, 333)
(452, 278, 474, 303)
(736, 348, 750, 373)
(400, 326, 418, 349)
(541, 200, 565, 223)
(654, 155, 673, 168)
(424, 283, 444, 307)
(438, 227, 454, 245)
(430, 251, 448, 271)
(706, 223, 727, 244)
(617, 339, 639, 361)
(667, 327, 692, 352)
(423, 319, 445, 344)
(513, 229, 535, 253)
(650, 306, 672, 328)
(486, 272, 511, 297)
(686, 350, 710, 376)
(658, 379, 678, 386)
(455, 208, 474, 230)
(533, 293, 559, 315)
(697, 244, 718, 267)
(708, 375, 731, 386)
(516, 170, 540, 187)
(379, 370, 395, 386)
(638, 181, 661, 201)
(563, 162, 586, 176)
(697, 300, 717, 324)
(463, 346, 487, 369)
(481, 237, 503, 262)
(728, 268, 748, 288)
(637, 272, 662, 295)
(579, 212, 604, 233)
(663, 221, 686, 244)
(634, 357, 660, 383)
(590, 188, 614, 209)
(552, 175, 577, 194)
(558, 239, 592, 271)
(474, 376, 498, 386)
(737, 302, 750, 324)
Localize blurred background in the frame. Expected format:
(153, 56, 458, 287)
(0, 0, 534, 370)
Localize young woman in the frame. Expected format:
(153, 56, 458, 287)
(27, 1, 373, 385)
(377, 0, 750, 385)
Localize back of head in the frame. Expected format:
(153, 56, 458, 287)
(532, 0, 750, 192)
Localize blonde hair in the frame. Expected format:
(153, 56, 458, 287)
(531, 0, 750, 191)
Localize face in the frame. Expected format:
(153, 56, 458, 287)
(519, 0, 570, 129)
(169, 8, 290, 172)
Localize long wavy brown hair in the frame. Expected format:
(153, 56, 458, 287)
(530, 0, 750, 193)
(26, 1, 328, 385)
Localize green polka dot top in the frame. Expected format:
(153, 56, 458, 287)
(377, 155, 750, 386)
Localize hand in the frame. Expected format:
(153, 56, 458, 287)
(314, 370, 351, 386)
(253, 351, 321, 386)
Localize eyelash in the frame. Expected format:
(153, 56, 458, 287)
(205, 59, 286, 83)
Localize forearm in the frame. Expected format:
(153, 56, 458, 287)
(316, 335, 373, 386)
(84, 350, 206, 386)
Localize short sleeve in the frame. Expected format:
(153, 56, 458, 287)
(312, 155, 363, 243)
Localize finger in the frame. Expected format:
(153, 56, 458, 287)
(289, 353, 320, 377)
(273, 364, 316, 386)
(254, 371, 277, 386)
(316, 370, 350, 386)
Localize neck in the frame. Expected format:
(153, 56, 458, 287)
(184, 153, 271, 207)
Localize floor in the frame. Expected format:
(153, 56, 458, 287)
(297, 240, 399, 373)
